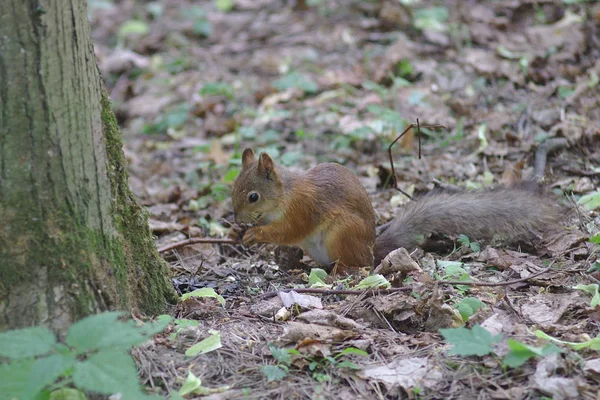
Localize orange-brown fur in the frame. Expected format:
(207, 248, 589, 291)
(231, 149, 375, 271)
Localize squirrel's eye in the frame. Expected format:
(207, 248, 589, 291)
(248, 192, 259, 203)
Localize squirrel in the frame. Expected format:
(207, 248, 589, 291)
(230, 148, 559, 272)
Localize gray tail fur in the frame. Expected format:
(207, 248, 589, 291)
(374, 185, 560, 264)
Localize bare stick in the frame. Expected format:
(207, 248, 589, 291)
(439, 260, 557, 287)
(387, 121, 446, 199)
(158, 237, 236, 253)
(258, 287, 412, 299)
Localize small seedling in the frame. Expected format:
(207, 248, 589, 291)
(502, 339, 561, 368)
(440, 325, 501, 356)
(456, 297, 484, 321)
(458, 234, 481, 253)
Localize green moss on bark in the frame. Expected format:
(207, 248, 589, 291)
(100, 91, 178, 314)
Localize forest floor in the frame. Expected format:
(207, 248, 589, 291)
(90, 0, 600, 398)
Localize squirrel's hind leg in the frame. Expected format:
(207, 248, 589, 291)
(324, 216, 375, 273)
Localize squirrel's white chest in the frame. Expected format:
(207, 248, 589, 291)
(299, 231, 332, 266)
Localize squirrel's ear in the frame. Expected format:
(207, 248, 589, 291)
(258, 152, 276, 179)
(241, 148, 255, 168)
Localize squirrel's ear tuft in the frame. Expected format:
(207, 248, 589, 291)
(241, 148, 255, 168)
(258, 152, 276, 179)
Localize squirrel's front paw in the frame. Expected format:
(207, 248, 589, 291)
(242, 227, 262, 246)
(227, 225, 244, 243)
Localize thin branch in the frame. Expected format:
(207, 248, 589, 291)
(258, 260, 559, 299)
(258, 287, 412, 299)
(387, 121, 446, 199)
(158, 237, 236, 253)
(439, 260, 558, 287)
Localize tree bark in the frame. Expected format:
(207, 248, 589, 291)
(0, 0, 176, 334)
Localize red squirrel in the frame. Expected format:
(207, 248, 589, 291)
(230, 148, 558, 272)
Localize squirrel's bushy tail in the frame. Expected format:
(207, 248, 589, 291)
(374, 185, 560, 264)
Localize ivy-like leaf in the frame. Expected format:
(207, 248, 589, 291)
(457, 297, 484, 321)
(262, 365, 287, 382)
(0, 326, 56, 359)
(67, 312, 168, 353)
(0, 359, 35, 398)
(72, 349, 142, 396)
(21, 354, 76, 399)
(440, 325, 502, 356)
(268, 343, 292, 365)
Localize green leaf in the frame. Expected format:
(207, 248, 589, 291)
(502, 339, 561, 368)
(180, 288, 225, 306)
(588, 261, 600, 273)
(192, 20, 212, 37)
(578, 192, 600, 210)
(457, 234, 470, 246)
(174, 319, 200, 329)
(558, 86, 575, 99)
(223, 168, 239, 183)
(0, 326, 56, 359)
(21, 354, 76, 399)
(262, 365, 287, 382)
(590, 234, 600, 244)
(66, 312, 145, 352)
(118, 20, 149, 38)
(268, 343, 291, 365)
(185, 332, 222, 357)
(440, 325, 502, 356)
(308, 268, 329, 287)
(280, 151, 303, 167)
(573, 284, 600, 308)
(238, 126, 257, 139)
(438, 261, 471, 282)
(72, 349, 142, 395)
(200, 82, 234, 99)
(354, 274, 391, 289)
(535, 330, 600, 350)
(214, 0, 234, 12)
(336, 347, 368, 357)
(457, 297, 484, 321)
(414, 6, 449, 31)
(272, 72, 318, 94)
(336, 360, 361, 370)
(0, 359, 35, 398)
(179, 371, 202, 396)
(49, 388, 87, 400)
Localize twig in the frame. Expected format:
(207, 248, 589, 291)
(158, 237, 236, 253)
(258, 260, 559, 299)
(439, 260, 557, 287)
(258, 287, 412, 299)
(387, 120, 446, 199)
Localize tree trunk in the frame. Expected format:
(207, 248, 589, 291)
(0, 0, 176, 334)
